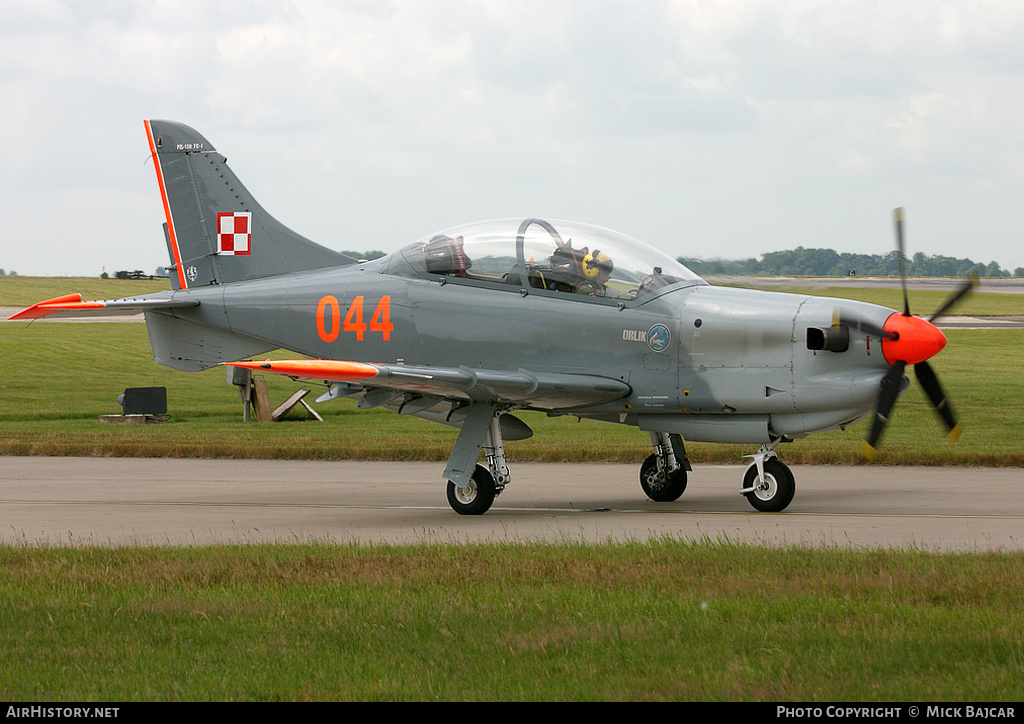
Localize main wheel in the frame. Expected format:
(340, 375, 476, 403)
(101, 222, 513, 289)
(640, 453, 688, 502)
(742, 458, 795, 512)
(446, 464, 497, 515)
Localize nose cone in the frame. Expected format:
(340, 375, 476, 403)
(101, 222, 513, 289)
(881, 313, 947, 365)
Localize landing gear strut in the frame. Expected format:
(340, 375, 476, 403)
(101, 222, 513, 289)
(444, 404, 510, 515)
(740, 443, 795, 512)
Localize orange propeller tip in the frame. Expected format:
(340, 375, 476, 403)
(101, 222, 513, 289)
(861, 441, 879, 461)
(947, 423, 963, 443)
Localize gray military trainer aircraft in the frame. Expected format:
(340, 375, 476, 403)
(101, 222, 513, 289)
(10, 120, 975, 515)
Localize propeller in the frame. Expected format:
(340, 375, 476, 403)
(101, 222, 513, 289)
(853, 208, 977, 458)
(893, 206, 910, 316)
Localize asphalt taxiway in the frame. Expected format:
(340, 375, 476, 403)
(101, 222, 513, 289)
(1, 457, 1020, 551)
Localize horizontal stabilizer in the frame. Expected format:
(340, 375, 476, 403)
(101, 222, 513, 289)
(8, 293, 199, 321)
(225, 359, 631, 411)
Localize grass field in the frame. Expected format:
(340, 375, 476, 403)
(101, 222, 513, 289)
(2, 277, 1022, 702)
(721, 280, 1024, 318)
(1, 541, 1022, 701)
(4, 272, 1023, 313)
(0, 275, 173, 307)
(1, 316, 1021, 466)
(5, 274, 1017, 468)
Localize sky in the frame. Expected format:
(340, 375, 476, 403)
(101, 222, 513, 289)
(2, 0, 1023, 277)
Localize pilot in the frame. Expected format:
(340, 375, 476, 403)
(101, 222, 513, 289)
(575, 250, 614, 296)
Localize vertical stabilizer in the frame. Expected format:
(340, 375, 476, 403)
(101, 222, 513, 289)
(144, 119, 352, 290)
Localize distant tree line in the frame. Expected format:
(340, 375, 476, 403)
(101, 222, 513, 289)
(340, 249, 386, 261)
(679, 247, 1022, 277)
(95, 255, 385, 280)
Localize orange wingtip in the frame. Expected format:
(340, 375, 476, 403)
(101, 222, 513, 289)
(225, 359, 380, 382)
(7, 294, 105, 320)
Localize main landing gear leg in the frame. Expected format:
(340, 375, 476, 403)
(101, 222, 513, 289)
(443, 404, 508, 515)
(482, 413, 511, 494)
(740, 441, 795, 512)
(639, 432, 691, 502)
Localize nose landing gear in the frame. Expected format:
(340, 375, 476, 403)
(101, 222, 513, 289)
(740, 443, 795, 512)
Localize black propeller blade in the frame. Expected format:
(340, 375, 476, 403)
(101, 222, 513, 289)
(893, 207, 911, 316)
(928, 271, 980, 322)
(914, 360, 962, 441)
(862, 361, 907, 459)
(858, 208, 975, 458)
(835, 310, 897, 341)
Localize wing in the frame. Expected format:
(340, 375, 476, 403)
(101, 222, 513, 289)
(7, 293, 199, 321)
(225, 359, 631, 413)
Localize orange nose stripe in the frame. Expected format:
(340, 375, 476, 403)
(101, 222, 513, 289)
(880, 313, 947, 365)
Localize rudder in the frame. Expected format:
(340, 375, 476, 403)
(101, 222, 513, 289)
(144, 119, 352, 290)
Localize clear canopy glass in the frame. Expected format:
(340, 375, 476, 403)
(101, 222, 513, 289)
(396, 218, 704, 301)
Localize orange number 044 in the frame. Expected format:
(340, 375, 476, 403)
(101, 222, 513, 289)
(317, 295, 393, 342)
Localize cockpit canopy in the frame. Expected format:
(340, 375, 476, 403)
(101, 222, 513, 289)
(392, 218, 705, 302)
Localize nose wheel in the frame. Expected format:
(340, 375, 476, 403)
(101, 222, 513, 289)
(741, 456, 795, 512)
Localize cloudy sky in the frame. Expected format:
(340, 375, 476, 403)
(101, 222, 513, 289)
(2, 0, 1023, 277)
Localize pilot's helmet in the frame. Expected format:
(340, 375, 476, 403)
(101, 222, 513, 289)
(582, 250, 613, 279)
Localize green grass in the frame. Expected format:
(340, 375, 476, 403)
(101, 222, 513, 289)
(4, 274, 1021, 315)
(1, 321, 1021, 465)
(1, 540, 1021, 701)
(722, 281, 1024, 317)
(0, 275, 172, 307)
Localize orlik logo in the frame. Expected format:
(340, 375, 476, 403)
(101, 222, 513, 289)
(647, 324, 671, 352)
(623, 324, 672, 353)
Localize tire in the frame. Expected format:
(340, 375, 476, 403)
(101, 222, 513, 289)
(639, 453, 688, 502)
(446, 465, 497, 515)
(742, 458, 795, 512)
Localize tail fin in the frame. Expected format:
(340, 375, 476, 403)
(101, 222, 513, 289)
(144, 119, 352, 290)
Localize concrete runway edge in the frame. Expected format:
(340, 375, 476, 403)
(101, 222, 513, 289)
(1, 457, 1021, 551)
